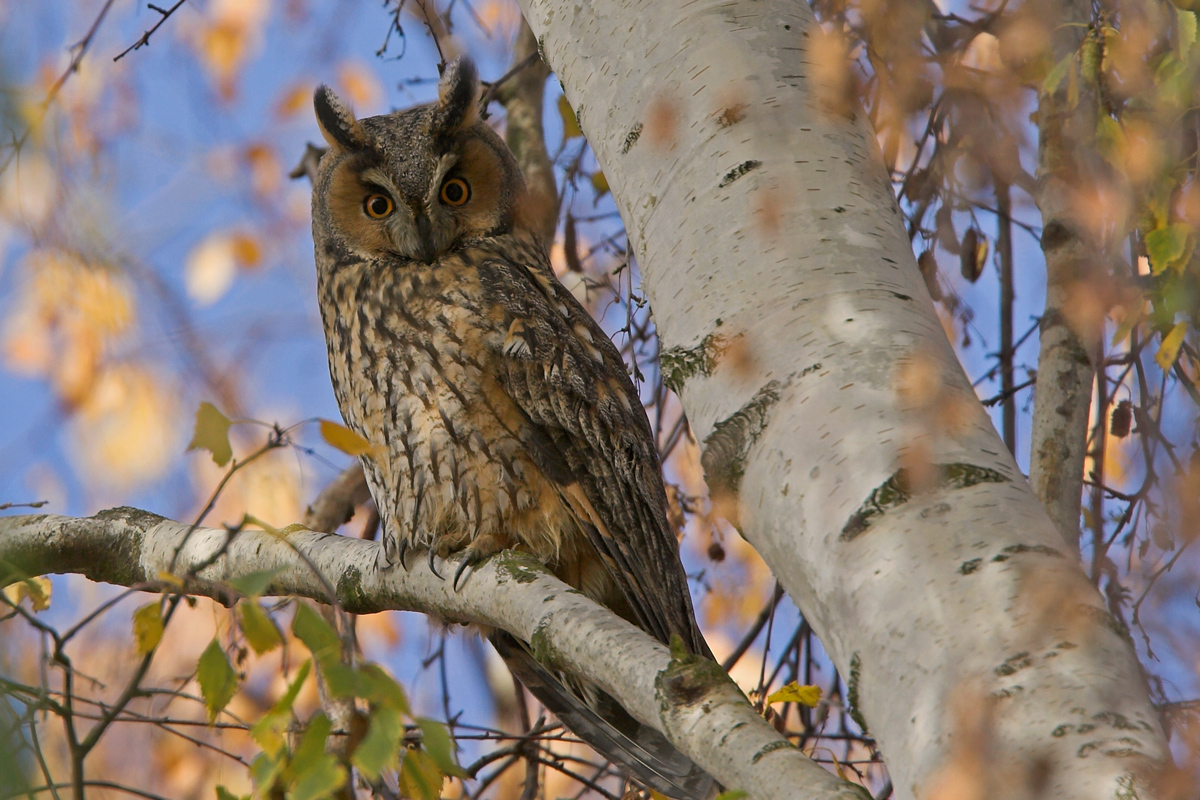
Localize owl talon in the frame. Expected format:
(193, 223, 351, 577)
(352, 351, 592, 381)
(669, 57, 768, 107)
(427, 547, 443, 580)
(397, 539, 409, 570)
(453, 558, 474, 591)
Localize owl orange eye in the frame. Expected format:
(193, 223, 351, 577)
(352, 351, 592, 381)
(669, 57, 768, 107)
(364, 194, 394, 219)
(440, 177, 471, 206)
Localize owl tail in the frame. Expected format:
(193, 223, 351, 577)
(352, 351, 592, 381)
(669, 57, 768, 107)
(490, 631, 717, 800)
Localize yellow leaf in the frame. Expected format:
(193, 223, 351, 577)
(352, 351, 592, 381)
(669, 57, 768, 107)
(3, 576, 52, 611)
(558, 95, 582, 139)
(132, 601, 164, 654)
(188, 401, 233, 466)
(320, 419, 374, 456)
(765, 681, 822, 707)
(1155, 323, 1188, 371)
(590, 171, 609, 198)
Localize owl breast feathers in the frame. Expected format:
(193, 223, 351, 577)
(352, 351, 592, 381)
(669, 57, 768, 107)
(309, 57, 714, 799)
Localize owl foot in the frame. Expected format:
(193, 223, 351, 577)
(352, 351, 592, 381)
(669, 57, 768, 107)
(445, 533, 506, 592)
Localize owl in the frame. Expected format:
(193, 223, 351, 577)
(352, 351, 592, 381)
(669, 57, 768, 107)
(310, 58, 713, 799)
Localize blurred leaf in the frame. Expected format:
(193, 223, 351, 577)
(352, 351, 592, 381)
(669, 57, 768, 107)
(765, 681, 822, 707)
(229, 568, 282, 598)
(198, 638, 238, 723)
(1146, 223, 1192, 274)
(186, 233, 238, 305)
(132, 601, 164, 654)
(292, 602, 341, 667)
(251, 710, 290, 758)
(294, 712, 333, 767)
(590, 170, 609, 199)
(274, 660, 312, 714)
(1178, 9, 1198, 58)
(1155, 322, 1188, 371)
(558, 95, 582, 139)
(352, 706, 405, 781)
(251, 752, 285, 795)
(215, 787, 249, 800)
(959, 228, 988, 282)
(188, 402, 232, 466)
(319, 419, 373, 456)
(291, 755, 346, 800)
(3, 576, 51, 611)
(1095, 115, 1126, 171)
(1080, 33, 1101, 83)
(399, 748, 443, 800)
(359, 664, 410, 713)
(1043, 54, 1072, 96)
(715, 792, 749, 800)
(918, 250, 943, 301)
(417, 718, 465, 777)
(239, 600, 282, 655)
(1111, 303, 1146, 346)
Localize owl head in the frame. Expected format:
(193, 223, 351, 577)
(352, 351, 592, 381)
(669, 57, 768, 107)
(311, 58, 529, 265)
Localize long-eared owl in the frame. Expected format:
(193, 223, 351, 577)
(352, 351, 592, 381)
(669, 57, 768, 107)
(310, 57, 713, 799)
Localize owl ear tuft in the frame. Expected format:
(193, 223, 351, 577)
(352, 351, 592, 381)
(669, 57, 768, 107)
(314, 85, 366, 150)
(432, 57, 480, 135)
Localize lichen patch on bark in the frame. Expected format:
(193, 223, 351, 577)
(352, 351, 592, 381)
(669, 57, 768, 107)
(840, 463, 1010, 541)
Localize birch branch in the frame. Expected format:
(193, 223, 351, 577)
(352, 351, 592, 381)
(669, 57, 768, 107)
(0, 509, 865, 800)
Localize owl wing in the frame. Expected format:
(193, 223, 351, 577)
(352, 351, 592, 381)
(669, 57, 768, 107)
(477, 248, 710, 658)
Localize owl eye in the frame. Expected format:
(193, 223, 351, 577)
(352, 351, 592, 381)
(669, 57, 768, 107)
(440, 177, 471, 206)
(364, 194, 394, 219)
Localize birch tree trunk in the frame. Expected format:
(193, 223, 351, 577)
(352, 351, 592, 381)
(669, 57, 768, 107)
(1027, 0, 1097, 560)
(517, 0, 1168, 797)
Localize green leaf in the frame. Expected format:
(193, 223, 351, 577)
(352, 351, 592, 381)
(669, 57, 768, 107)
(215, 786, 249, 800)
(229, 568, 282, 598)
(352, 706, 405, 781)
(399, 748, 444, 800)
(251, 710, 290, 758)
(1155, 322, 1189, 371)
(250, 753, 285, 797)
(1179, 9, 1198, 58)
(293, 712, 333, 767)
(321, 663, 364, 699)
(188, 402, 233, 466)
(765, 681, 822, 707)
(1146, 223, 1192, 274)
(198, 638, 238, 723)
(1095, 115, 1126, 171)
(238, 601, 282, 655)
(715, 792, 749, 800)
(417, 718, 465, 777)
(132, 602, 164, 655)
(289, 755, 346, 800)
(291, 603, 341, 668)
(319, 419, 374, 456)
(358, 664, 410, 713)
(558, 95, 582, 139)
(275, 660, 312, 714)
(1042, 54, 1073, 96)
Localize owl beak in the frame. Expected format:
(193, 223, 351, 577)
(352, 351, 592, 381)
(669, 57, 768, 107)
(415, 213, 437, 263)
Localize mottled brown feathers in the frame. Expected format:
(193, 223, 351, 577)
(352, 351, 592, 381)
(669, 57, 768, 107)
(310, 55, 710, 660)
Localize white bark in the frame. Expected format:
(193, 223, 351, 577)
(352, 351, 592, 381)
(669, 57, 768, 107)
(0, 510, 864, 800)
(518, 0, 1168, 797)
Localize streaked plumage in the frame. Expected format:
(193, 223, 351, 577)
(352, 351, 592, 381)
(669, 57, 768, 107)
(310, 58, 712, 799)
